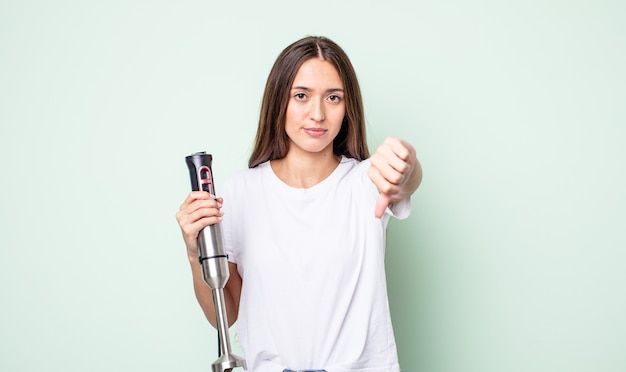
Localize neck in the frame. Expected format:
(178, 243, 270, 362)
(271, 149, 340, 189)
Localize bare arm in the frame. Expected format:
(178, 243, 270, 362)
(189, 258, 241, 328)
(176, 191, 242, 327)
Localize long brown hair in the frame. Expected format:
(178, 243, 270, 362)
(248, 36, 369, 168)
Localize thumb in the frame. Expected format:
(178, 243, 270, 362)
(374, 193, 391, 219)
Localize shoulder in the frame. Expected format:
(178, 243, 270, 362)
(338, 156, 372, 183)
(223, 162, 268, 184)
(332, 156, 377, 199)
(220, 162, 269, 197)
(337, 155, 369, 172)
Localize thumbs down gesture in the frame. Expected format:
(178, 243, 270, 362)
(368, 137, 422, 219)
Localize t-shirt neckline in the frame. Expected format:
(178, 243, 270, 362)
(262, 155, 354, 195)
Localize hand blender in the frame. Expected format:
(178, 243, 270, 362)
(185, 152, 247, 372)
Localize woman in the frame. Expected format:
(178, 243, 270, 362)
(177, 36, 422, 372)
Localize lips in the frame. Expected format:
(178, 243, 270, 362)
(304, 127, 327, 137)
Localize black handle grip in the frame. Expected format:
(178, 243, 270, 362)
(185, 151, 216, 195)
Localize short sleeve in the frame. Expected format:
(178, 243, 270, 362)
(387, 197, 411, 219)
(220, 176, 239, 265)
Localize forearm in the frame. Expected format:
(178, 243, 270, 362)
(189, 255, 240, 328)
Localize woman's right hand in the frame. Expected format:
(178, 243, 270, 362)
(175, 191, 224, 258)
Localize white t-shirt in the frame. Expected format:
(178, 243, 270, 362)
(220, 156, 410, 372)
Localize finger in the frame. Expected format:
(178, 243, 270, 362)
(178, 209, 224, 241)
(189, 190, 215, 200)
(180, 194, 222, 212)
(374, 193, 391, 219)
(183, 214, 223, 236)
(386, 137, 411, 161)
(179, 191, 215, 209)
(180, 216, 223, 251)
(178, 199, 223, 223)
(368, 165, 400, 196)
(372, 142, 412, 183)
(187, 206, 223, 224)
(371, 156, 405, 186)
(385, 138, 416, 170)
(176, 197, 223, 229)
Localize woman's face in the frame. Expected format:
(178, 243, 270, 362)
(284, 58, 345, 158)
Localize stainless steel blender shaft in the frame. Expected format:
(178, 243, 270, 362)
(197, 224, 246, 372)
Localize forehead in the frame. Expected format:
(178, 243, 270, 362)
(292, 58, 343, 88)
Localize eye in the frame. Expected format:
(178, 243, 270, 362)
(328, 94, 342, 103)
(294, 93, 307, 101)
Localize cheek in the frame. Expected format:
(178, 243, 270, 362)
(332, 106, 346, 125)
(285, 103, 301, 124)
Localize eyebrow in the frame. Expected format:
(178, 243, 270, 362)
(291, 86, 345, 93)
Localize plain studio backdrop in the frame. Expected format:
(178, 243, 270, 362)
(1, 1, 624, 371)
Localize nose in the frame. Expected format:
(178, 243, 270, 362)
(309, 98, 325, 122)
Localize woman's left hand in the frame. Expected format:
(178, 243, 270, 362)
(368, 137, 422, 218)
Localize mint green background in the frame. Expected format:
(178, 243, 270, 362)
(1, 1, 624, 371)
